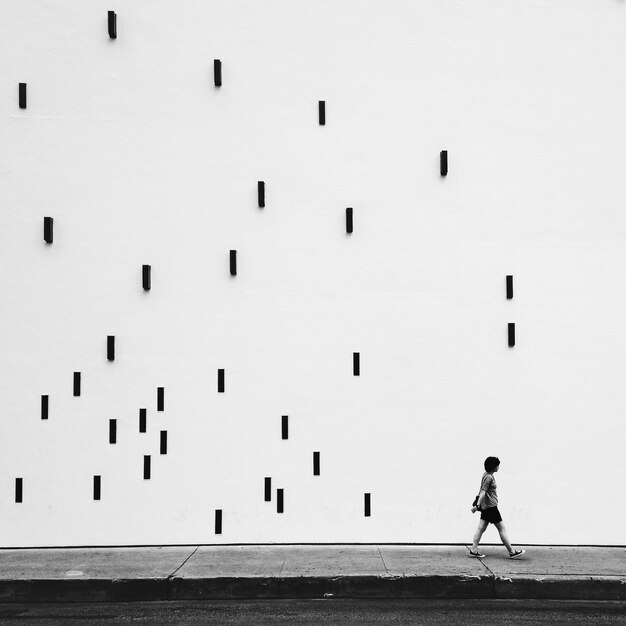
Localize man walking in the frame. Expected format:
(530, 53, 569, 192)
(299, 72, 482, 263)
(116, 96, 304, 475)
(469, 456, 526, 559)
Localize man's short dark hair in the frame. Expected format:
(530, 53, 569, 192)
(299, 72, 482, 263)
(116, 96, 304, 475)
(484, 456, 500, 472)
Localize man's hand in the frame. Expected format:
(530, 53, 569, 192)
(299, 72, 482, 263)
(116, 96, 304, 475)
(471, 506, 478, 514)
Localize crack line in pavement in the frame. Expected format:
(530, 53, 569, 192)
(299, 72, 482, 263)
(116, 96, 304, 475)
(377, 546, 389, 574)
(478, 559, 494, 577)
(278, 556, 286, 576)
(464, 545, 494, 577)
(167, 545, 199, 579)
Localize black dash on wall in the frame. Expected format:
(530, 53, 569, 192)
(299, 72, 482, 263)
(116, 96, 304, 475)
(346, 207, 353, 234)
(440, 150, 448, 176)
(107, 335, 115, 361)
(230, 250, 237, 276)
(353, 352, 360, 376)
(218, 369, 225, 393)
(264, 477, 272, 501)
(277, 488, 284, 513)
(139, 409, 147, 433)
(281, 415, 288, 440)
(15, 478, 23, 503)
(364, 493, 371, 517)
(506, 275, 513, 300)
(93, 475, 101, 500)
(109, 419, 117, 444)
(142, 265, 151, 291)
(508, 323, 515, 347)
(143, 455, 151, 479)
(258, 181, 265, 208)
(214, 59, 222, 87)
(73, 372, 81, 397)
(19, 83, 27, 109)
(41, 395, 49, 420)
(160, 430, 167, 455)
(157, 387, 164, 411)
(313, 451, 320, 476)
(215, 509, 223, 534)
(44, 217, 53, 243)
(318, 100, 326, 125)
(108, 11, 117, 39)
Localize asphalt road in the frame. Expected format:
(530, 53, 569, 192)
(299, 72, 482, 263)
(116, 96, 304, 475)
(0, 599, 624, 624)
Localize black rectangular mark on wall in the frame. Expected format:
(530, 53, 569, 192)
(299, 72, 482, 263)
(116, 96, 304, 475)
(277, 489, 284, 513)
(353, 352, 360, 376)
(109, 419, 117, 444)
(281, 415, 288, 440)
(73, 372, 81, 397)
(108, 11, 117, 39)
(44, 217, 53, 243)
(440, 150, 448, 176)
(142, 265, 151, 291)
(230, 250, 237, 276)
(346, 208, 353, 234)
(139, 408, 147, 433)
(215, 509, 223, 534)
(160, 430, 167, 455)
(313, 451, 320, 476)
(218, 369, 225, 393)
(258, 181, 265, 208)
(264, 477, 272, 501)
(318, 100, 325, 125)
(41, 395, 49, 420)
(157, 387, 164, 411)
(107, 335, 115, 361)
(506, 275, 513, 300)
(15, 478, 23, 503)
(508, 323, 515, 347)
(364, 493, 371, 517)
(214, 59, 222, 87)
(19, 83, 27, 109)
(143, 455, 151, 479)
(93, 475, 101, 500)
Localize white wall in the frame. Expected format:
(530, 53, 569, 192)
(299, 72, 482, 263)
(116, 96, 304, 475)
(1, 0, 625, 546)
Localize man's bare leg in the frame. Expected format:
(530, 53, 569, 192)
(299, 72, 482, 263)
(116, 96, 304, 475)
(494, 521, 514, 554)
(471, 519, 489, 552)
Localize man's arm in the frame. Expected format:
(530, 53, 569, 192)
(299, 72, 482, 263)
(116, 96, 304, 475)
(476, 489, 487, 509)
(472, 489, 487, 512)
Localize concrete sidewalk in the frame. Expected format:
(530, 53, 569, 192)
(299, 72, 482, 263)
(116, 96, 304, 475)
(0, 545, 624, 603)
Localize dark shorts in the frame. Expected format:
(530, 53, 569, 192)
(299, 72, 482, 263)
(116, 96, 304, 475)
(480, 506, 503, 524)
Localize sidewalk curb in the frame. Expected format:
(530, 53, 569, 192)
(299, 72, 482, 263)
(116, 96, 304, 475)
(0, 575, 624, 603)
(167, 574, 493, 600)
(0, 579, 167, 603)
(493, 576, 626, 601)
